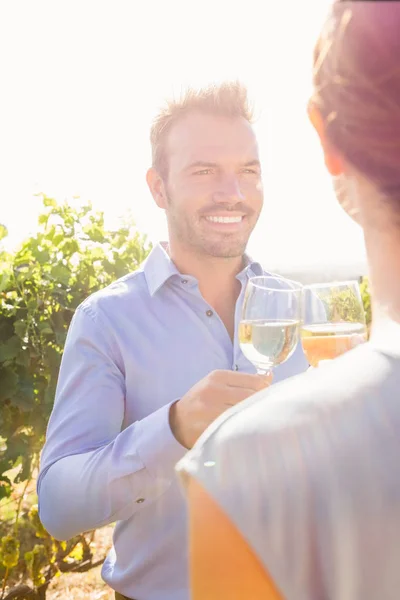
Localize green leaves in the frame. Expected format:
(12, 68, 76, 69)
(0, 535, 20, 569)
(0, 336, 21, 362)
(0, 224, 8, 242)
(0, 474, 12, 500)
(0, 367, 18, 401)
(59, 239, 79, 257)
(24, 544, 47, 586)
(11, 373, 35, 411)
(323, 279, 371, 327)
(0, 194, 151, 593)
(50, 264, 71, 286)
(14, 320, 27, 340)
(360, 277, 372, 327)
(42, 196, 57, 208)
(28, 505, 49, 539)
(0, 269, 10, 293)
(83, 223, 107, 243)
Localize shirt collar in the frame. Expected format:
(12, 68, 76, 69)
(237, 253, 264, 281)
(143, 242, 264, 297)
(143, 243, 181, 296)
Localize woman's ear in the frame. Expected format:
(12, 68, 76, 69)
(308, 102, 362, 225)
(308, 102, 344, 177)
(332, 173, 362, 225)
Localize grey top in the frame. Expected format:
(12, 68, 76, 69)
(178, 333, 400, 600)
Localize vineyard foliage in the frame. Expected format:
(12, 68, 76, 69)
(0, 196, 151, 597)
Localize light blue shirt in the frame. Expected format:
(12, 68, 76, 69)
(37, 243, 309, 600)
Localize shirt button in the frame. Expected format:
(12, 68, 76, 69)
(233, 364, 239, 371)
(136, 498, 145, 504)
(181, 279, 188, 284)
(206, 310, 213, 317)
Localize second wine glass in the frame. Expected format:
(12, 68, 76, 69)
(301, 280, 367, 367)
(239, 276, 303, 374)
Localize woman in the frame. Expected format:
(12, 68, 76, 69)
(177, 2, 400, 599)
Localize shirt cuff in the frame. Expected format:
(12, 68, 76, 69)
(135, 400, 187, 488)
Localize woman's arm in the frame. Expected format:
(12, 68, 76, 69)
(188, 476, 282, 600)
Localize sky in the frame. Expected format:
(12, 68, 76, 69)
(0, 0, 367, 271)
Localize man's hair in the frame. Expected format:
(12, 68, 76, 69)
(150, 81, 254, 177)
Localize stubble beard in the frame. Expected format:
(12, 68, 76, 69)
(166, 199, 252, 259)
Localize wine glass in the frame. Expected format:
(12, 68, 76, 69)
(239, 276, 303, 374)
(301, 280, 367, 368)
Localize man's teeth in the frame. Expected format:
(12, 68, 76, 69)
(205, 216, 242, 223)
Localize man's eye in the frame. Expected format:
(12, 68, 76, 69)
(242, 168, 258, 174)
(193, 169, 212, 176)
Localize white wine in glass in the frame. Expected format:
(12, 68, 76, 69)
(301, 281, 367, 368)
(239, 277, 303, 374)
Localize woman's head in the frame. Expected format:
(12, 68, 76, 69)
(310, 1, 400, 225)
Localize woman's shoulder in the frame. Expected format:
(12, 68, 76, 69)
(179, 342, 397, 483)
(177, 343, 400, 599)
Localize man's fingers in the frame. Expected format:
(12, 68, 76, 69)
(228, 373, 272, 392)
(213, 370, 272, 391)
(263, 371, 273, 386)
(219, 384, 271, 407)
(224, 387, 261, 403)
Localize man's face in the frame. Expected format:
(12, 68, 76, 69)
(160, 112, 263, 259)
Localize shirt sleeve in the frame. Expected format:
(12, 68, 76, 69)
(37, 302, 186, 541)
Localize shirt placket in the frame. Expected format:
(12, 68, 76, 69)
(177, 277, 236, 370)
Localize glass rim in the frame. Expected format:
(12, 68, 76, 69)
(247, 275, 303, 292)
(303, 279, 360, 290)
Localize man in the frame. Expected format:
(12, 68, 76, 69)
(37, 82, 309, 600)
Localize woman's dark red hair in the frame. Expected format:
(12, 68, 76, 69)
(312, 1, 400, 197)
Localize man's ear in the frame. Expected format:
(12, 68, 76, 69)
(146, 168, 168, 209)
(308, 102, 344, 177)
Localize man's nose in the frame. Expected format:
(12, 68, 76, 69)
(212, 177, 245, 204)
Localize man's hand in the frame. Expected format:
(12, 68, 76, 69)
(169, 370, 273, 449)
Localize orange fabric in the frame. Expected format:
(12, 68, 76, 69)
(188, 477, 283, 600)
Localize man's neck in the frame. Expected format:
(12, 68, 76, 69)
(166, 240, 245, 307)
